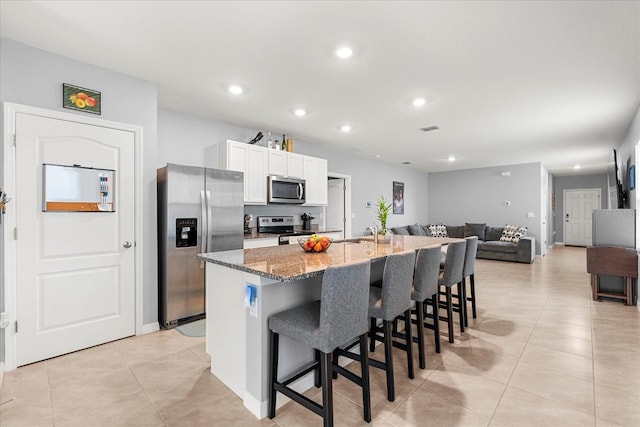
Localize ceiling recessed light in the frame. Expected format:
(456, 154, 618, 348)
(447, 156, 456, 162)
(336, 46, 353, 59)
(228, 85, 243, 95)
(375, 154, 381, 158)
(294, 108, 306, 117)
(574, 165, 581, 170)
(340, 124, 351, 132)
(412, 98, 426, 107)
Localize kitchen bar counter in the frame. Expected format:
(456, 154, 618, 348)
(198, 235, 461, 419)
(200, 235, 459, 281)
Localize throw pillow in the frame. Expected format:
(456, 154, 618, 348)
(408, 224, 426, 236)
(428, 224, 448, 237)
(421, 225, 432, 236)
(464, 223, 487, 240)
(391, 226, 410, 235)
(499, 224, 527, 243)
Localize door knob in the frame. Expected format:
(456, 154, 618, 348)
(123, 241, 133, 248)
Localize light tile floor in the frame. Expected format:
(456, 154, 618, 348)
(1, 245, 639, 426)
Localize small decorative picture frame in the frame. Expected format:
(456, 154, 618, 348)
(393, 181, 404, 214)
(629, 165, 635, 190)
(63, 83, 101, 114)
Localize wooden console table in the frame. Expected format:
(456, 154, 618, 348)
(586, 246, 638, 305)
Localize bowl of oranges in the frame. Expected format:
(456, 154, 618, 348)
(298, 235, 332, 253)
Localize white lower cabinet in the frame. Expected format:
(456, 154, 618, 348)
(243, 237, 279, 249)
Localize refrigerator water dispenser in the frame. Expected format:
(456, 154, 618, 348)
(176, 218, 197, 247)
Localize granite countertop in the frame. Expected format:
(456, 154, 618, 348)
(198, 235, 462, 282)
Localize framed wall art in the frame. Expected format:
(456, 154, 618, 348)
(63, 83, 101, 114)
(393, 181, 404, 214)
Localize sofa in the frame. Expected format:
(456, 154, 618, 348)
(391, 222, 535, 264)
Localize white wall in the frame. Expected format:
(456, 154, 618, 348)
(0, 39, 159, 363)
(428, 162, 543, 254)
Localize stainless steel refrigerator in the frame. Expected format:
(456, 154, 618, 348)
(591, 209, 637, 303)
(157, 163, 244, 328)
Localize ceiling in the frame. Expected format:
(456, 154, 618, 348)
(1, 1, 639, 175)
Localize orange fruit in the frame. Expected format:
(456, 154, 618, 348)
(85, 97, 96, 107)
(76, 92, 88, 100)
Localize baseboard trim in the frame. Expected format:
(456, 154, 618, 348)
(140, 322, 160, 335)
(0, 362, 4, 386)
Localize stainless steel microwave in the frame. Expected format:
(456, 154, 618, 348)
(268, 176, 305, 204)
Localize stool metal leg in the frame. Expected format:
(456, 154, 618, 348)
(383, 320, 395, 402)
(358, 334, 372, 422)
(320, 352, 333, 427)
(446, 286, 454, 343)
(458, 281, 466, 331)
(268, 330, 279, 419)
(416, 300, 425, 369)
(469, 274, 477, 318)
(404, 309, 414, 379)
(432, 293, 441, 353)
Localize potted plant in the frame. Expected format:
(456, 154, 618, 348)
(376, 195, 392, 243)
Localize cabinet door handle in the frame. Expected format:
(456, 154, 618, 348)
(123, 241, 132, 248)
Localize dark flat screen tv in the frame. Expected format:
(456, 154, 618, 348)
(607, 149, 625, 209)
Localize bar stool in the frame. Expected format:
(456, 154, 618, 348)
(392, 246, 442, 368)
(438, 241, 466, 343)
(367, 250, 416, 402)
(412, 246, 443, 367)
(268, 260, 372, 426)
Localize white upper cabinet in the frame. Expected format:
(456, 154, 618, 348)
(267, 150, 287, 176)
(205, 140, 327, 206)
(268, 150, 305, 179)
(286, 153, 305, 179)
(205, 140, 268, 205)
(303, 155, 328, 206)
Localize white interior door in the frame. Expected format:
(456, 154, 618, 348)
(564, 188, 600, 247)
(326, 178, 345, 239)
(14, 112, 136, 366)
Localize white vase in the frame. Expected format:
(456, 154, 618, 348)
(378, 232, 392, 244)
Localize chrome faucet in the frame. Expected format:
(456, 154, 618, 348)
(366, 225, 379, 243)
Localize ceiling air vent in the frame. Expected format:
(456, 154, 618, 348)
(420, 125, 440, 132)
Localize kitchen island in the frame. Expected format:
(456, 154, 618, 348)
(198, 235, 461, 419)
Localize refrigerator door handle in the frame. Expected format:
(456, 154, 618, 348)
(200, 190, 207, 254)
(206, 190, 213, 253)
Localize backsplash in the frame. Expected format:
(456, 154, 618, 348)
(244, 205, 324, 229)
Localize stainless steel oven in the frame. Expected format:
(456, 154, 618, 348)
(257, 215, 314, 245)
(268, 176, 305, 204)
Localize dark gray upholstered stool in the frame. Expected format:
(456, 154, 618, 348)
(268, 260, 372, 427)
(438, 241, 466, 343)
(412, 246, 443, 366)
(367, 250, 417, 402)
(390, 246, 442, 369)
(459, 236, 479, 327)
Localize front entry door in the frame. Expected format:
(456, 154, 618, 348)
(564, 189, 600, 247)
(14, 112, 135, 366)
